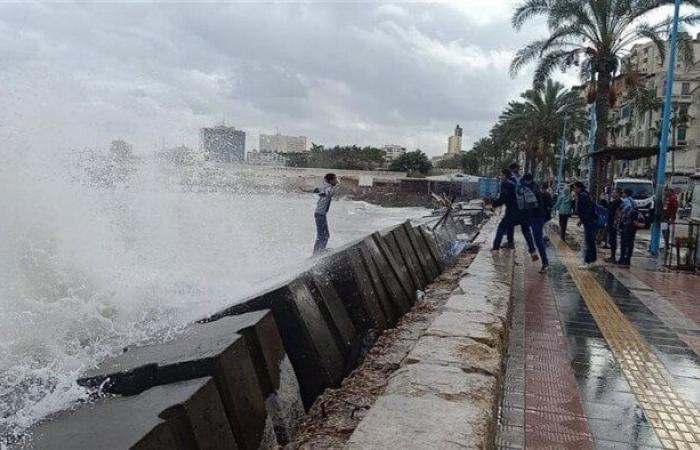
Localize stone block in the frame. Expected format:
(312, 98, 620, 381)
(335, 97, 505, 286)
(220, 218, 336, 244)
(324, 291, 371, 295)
(79, 315, 274, 449)
(426, 311, 505, 349)
(307, 270, 360, 362)
(404, 335, 502, 377)
(418, 226, 445, 270)
(357, 244, 398, 327)
(324, 247, 389, 332)
(361, 236, 411, 315)
(444, 292, 510, 324)
(383, 230, 418, 293)
(404, 223, 440, 282)
(391, 226, 427, 290)
(28, 377, 237, 450)
(347, 364, 498, 449)
(372, 232, 414, 303)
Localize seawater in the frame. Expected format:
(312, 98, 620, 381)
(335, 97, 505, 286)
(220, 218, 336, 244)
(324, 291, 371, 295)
(0, 152, 425, 446)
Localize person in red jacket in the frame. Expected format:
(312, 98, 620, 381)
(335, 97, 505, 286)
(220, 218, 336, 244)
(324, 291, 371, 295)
(662, 188, 679, 251)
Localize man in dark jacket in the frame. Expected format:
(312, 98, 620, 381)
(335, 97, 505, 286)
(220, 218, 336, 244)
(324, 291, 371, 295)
(618, 188, 640, 267)
(490, 168, 537, 260)
(573, 181, 597, 269)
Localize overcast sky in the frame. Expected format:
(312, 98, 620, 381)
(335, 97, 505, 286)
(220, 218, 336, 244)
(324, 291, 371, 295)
(0, 1, 685, 157)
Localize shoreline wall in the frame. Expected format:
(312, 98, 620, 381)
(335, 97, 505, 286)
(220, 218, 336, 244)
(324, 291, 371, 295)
(23, 212, 486, 450)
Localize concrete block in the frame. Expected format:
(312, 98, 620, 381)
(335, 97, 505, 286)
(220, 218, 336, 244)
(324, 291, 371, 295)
(79, 316, 273, 449)
(28, 377, 237, 450)
(391, 226, 427, 290)
(372, 232, 414, 303)
(325, 248, 389, 332)
(358, 244, 398, 327)
(426, 311, 505, 349)
(383, 230, 418, 292)
(444, 292, 510, 325)
(360, 237, 411, 315)
(418, 226, 445, 270)
(404, 335, 502, 377)
(347, 364, 498, 449)
(403, 223, 440, 282)
(307, 270, 360, 363)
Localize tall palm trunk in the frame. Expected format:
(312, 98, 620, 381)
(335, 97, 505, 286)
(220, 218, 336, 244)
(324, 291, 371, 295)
(592, 67, 611, 196)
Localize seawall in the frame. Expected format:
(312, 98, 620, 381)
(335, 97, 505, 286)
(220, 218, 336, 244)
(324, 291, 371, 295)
(22, 209, 503, 449)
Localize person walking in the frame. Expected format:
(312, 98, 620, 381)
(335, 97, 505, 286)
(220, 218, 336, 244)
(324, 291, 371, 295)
(573, 181, 598, 269)
(490, 168, 538, 260)
(605, 189, 623, 263)
(522, 174, 549, 273)
(554, 186, 574, 241)
(311, 173, 339, 256)
(618, 188, 642, 267)
(662, 187, 679, 251)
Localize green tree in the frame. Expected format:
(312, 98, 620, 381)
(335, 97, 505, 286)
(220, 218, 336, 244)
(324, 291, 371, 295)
(510, 0, 700, 192)
(461, 150, 480, 175)
(390, 150, 433, 175)
(436, 154, 463, 170)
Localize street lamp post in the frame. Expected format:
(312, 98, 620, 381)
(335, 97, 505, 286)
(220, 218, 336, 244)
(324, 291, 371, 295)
(650, 0, 682, 256)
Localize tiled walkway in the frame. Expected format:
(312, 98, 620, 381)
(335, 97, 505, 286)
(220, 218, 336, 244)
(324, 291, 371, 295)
(497, 235, 700, 449)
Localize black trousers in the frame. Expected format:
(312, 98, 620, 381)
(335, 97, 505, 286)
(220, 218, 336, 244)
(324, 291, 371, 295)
(608, 226, 618, 260)
(619, 226, 637, 264)
(493, 214, 535, 253)
(559, 214, 570, 239)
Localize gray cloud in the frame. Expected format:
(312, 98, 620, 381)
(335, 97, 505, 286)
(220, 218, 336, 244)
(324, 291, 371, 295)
(0, 1, 553, 156)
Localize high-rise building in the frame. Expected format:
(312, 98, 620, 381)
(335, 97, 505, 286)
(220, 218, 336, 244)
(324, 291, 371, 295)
(382, 144, 406, 161)
(200, 125, 246, 162)
(259, 133, 307, 153)
(447, 124, 463, 155)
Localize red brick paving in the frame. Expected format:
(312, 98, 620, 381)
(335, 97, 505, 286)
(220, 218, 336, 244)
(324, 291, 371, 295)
(632, 270, 700, 327)
(523, 259, 595, 449)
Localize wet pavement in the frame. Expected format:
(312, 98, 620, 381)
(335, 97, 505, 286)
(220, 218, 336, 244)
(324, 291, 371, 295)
(497, 234, 700, 450)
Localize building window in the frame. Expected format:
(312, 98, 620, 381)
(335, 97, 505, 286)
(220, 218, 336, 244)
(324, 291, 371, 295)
(681, 82, 691, 95)
(677, 127, 687, 143)
(621, 104, 631, 119)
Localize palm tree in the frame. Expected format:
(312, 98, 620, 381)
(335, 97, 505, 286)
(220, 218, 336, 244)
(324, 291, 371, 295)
(496, 79, 586, 175)
(510, 0, 700, 193)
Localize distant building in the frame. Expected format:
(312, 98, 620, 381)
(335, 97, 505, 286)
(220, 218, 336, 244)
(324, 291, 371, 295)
(157, 145, 198, 165)
(382, 144, 407, 161)
(259, 133, 307, 153)
(200, 125, 246, 162)
(447, 125, 463, 155)
(247, 149, 288, 166)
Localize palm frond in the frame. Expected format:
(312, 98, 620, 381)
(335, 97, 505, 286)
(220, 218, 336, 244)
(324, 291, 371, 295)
(512, 0, 551, 30)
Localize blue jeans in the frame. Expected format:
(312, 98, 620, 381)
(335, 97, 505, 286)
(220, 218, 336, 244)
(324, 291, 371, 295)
(529, 217, 549, 266)
(583, 223, 597, 263)
(313, 213, 330, 255)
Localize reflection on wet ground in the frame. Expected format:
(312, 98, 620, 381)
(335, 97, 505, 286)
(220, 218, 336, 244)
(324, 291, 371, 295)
(497, 237, 700, 450)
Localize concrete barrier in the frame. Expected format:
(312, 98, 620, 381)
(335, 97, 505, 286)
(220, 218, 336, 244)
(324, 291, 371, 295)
(78, 313, 283, 449)
(346, 212, 515, 449)
(26, 211, 488, 449)
(26, 377, 237, 449)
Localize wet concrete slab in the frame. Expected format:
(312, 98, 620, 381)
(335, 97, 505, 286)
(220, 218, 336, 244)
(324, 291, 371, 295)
(27, 377, 237, 450)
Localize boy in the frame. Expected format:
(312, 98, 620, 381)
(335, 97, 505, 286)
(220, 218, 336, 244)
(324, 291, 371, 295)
(312, 173, 339, 255)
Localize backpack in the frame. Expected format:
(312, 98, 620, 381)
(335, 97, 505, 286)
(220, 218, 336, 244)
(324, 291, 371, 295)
(595, 204, 608, 228)
(516, 183, 539, 211)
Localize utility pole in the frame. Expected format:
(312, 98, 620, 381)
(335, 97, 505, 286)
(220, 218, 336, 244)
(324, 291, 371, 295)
(557, 116, 568, 191)
(650, 0, 681, 256)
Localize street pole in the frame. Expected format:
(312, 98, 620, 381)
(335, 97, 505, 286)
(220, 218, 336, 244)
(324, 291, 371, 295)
(558, 116, 568, 191)
(586, 103, 597, 189)
(650, 0, 681, 256)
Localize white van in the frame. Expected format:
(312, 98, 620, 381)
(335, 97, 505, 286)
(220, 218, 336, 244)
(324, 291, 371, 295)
(613, 178, 655, 225)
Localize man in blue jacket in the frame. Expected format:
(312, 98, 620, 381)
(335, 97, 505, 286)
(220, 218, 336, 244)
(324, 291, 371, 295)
(490, 168, 537, 260)
(573, 181, 597, 269)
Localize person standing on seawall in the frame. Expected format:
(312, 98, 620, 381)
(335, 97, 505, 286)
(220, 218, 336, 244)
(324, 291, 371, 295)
(573, 181, 598, 269)
(618, 188, 643, 267)
(311, 173, 339, 256)
(554, 185, 574, 241)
